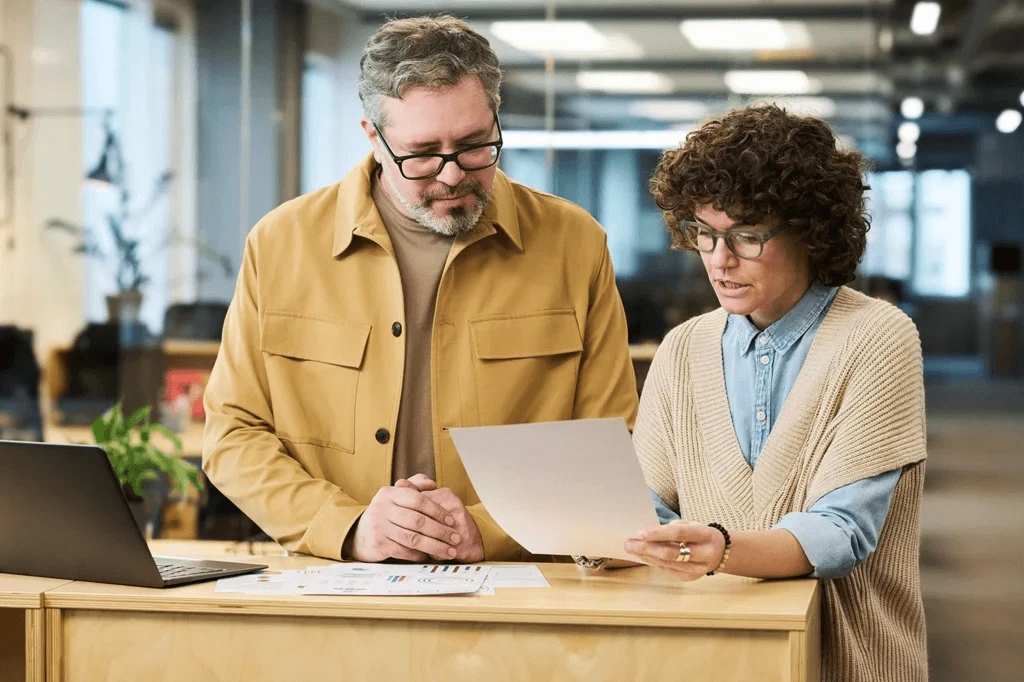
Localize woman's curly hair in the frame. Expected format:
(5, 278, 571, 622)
(650, 104, 870, 287)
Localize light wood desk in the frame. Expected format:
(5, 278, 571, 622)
(41, 540, 820, 682)
(0, 574, 73, 682)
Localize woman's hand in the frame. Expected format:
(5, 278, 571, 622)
(624, 520, 725, 581)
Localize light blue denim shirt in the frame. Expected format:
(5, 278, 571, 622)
(651, 284, 902, 579)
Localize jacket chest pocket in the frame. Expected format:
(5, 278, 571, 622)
(261, 312, 370, 453)
(470, 310, 583, 425)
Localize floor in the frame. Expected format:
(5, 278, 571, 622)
(920, 380, 1024, 681)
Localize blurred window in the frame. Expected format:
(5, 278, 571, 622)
(913, 170, 971, 297)
(863, 170, 972, 298)
(81, 0, 193, 332)
(300, 57, 337, 194)
(864, 171, 914, 281)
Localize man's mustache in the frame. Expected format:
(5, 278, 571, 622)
(422, 181, 484, 204)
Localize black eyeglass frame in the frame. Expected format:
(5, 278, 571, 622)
(372, 114, 503, 181)
(681, 220, 781, 260)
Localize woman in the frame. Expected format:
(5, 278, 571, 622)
(626, 105, 927, 682)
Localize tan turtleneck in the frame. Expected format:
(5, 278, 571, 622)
(371, 171, 454, 483)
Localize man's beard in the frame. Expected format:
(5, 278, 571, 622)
(383, 166, 490, 237)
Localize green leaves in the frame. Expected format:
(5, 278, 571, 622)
(89, 402, 203, 502)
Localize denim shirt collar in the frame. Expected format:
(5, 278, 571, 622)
(725, 283, 838, 357)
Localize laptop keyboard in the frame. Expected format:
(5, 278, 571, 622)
(157, 562, 224, 581)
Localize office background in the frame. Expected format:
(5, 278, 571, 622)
(0, 0, 1022, 679)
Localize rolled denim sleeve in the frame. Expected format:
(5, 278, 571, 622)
(776, 468, 902, 579)
(650, 489, 681, 525)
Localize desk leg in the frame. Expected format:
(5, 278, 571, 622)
(25, 610, 45, 682)
(789, 589, 821, 682)
(45, 610, 62, 682)
(0, 608, 26, 681)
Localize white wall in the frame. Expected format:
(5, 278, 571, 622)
(0, 0, 84, 359)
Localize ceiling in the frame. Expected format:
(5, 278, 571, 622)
(333, 0, 1024, 165)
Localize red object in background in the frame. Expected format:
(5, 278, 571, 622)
(164, 369, 210, 421)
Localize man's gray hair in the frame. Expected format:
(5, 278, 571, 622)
(358, 15, 502, 127)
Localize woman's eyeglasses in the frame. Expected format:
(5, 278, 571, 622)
(682, 220, 779, 260)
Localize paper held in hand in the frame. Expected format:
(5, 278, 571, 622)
(448, 418, 660, 561)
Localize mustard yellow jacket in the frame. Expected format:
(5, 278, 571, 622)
(203, 154, 638, 561)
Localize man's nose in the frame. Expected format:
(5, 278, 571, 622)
(436, 159, 467, 187)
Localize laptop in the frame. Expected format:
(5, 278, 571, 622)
(0, 440, 267, 588)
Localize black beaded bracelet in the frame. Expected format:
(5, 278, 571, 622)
(706, 522, 731, 576)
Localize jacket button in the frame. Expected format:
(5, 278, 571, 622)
(375, 428, 390, 444)
(391, 322, 402, 337)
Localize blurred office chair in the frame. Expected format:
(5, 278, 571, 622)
(59, 323, 120, 425)
(0, 326, 43, 441)
(163, 303, 229, 341)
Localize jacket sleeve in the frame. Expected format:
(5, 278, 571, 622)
(571, 237, 639, 428)
(202, 236, 365, 560)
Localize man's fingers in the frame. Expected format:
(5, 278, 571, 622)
(378, 537, 429, 563)
(406, 474, 437, 492)
(385, 524, 458, 560)
(389, 507, 461, 546)
(393, 487, 455, 526)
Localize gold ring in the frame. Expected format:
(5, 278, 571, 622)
(675, 542, 691, 563)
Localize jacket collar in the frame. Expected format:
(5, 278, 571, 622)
(333, 153, 522, 257)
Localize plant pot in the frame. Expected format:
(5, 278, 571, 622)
(106, 290, 144, 325)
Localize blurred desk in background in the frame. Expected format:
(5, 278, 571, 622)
(45, 340, 662, 415)
(43, 423, 204, 458)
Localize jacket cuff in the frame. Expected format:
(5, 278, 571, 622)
(466, 504, 526, 561)
(305, 491, 367, 561)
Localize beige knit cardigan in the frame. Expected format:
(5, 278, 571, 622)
(634, 286, 928, 682)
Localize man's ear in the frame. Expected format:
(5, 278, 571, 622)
(360, 117, 382, 164)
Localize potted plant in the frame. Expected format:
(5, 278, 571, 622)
(89, 402, 204, 535)
(45, 117, 234, 325)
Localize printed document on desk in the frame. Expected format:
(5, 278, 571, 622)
(215, 564, 490, 596)
(449, 418, 659, 561)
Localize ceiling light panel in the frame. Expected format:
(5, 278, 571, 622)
(627, 99, 711, 121)
(724, 70, 818, 95)
(750, 96, 836, 118)
(996, 110, 1022, 134)
(490, 21, 643, 59)
(576, 71, 674, 94)
(680, 19, 811, 51)
(901, 97, 925, 119)
(910, 2, 941, 36)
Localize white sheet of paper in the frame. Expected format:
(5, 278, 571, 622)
(482, 565, 549, 588)
(449, 418, 659, 560)
(215, 564, 490, 596)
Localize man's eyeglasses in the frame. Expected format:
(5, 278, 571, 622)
(373, 115, 503, 181)
(682, 220, 780, 260)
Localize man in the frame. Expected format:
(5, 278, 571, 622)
(202, 16, 638, 563)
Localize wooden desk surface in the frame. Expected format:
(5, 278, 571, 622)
(43, 543, 817, 631)
(0, 574, 73, 609)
